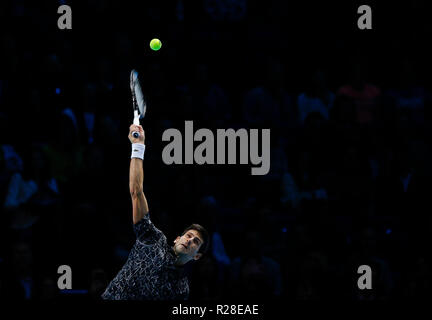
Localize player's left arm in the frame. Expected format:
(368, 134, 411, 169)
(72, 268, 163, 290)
(128, 124, 149, 224)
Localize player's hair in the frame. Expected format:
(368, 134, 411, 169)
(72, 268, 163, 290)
(182, 224, 210, 254)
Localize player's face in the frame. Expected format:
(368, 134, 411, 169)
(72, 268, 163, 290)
(174, 229, 203, 260)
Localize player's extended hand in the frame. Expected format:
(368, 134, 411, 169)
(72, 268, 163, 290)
(129, 124, 145, 144)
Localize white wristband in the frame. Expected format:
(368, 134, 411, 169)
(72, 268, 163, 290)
(131, 143, 145, 160)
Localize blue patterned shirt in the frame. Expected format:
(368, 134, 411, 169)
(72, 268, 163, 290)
(101, 214, 189, 300)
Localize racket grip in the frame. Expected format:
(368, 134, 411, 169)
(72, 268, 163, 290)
(132, 110, 140, 138)
(133, 111, 140, 125)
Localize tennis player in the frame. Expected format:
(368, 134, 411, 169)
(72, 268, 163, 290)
(101, 124, 209, 300)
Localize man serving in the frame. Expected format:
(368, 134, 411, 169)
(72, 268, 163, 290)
(102, 124, 209, 300)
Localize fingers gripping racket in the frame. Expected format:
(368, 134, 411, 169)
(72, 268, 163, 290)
(130, 69, 147, 138)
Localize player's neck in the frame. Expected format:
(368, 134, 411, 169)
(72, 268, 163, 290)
(174, 255, 190, 267)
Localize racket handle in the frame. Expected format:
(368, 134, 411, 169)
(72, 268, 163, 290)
(133, 110, 140, 125)
(132, 110, 140, 138)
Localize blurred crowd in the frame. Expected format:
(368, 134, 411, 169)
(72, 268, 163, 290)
(1, 0, 432, 301)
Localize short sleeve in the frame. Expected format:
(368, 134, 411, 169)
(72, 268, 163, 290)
(133, 214, 163, 244)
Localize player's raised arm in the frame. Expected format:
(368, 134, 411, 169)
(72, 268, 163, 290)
(128, 124, 149, 224)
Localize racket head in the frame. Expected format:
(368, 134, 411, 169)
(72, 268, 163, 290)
(130, 69, 147, 119)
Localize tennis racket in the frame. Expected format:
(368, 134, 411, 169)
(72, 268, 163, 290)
(130, 69, 147, 138)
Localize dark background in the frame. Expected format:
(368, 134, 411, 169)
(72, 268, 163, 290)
(1, 0, 431, 301)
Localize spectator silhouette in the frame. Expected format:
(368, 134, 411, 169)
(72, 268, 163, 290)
(337, 59, 381, 126)
(298, 68, 335, 126)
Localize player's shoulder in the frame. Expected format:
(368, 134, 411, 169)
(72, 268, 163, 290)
(133, 213, 167, 244)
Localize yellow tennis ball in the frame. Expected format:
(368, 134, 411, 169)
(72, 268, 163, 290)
(150, 38, 162, 51)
